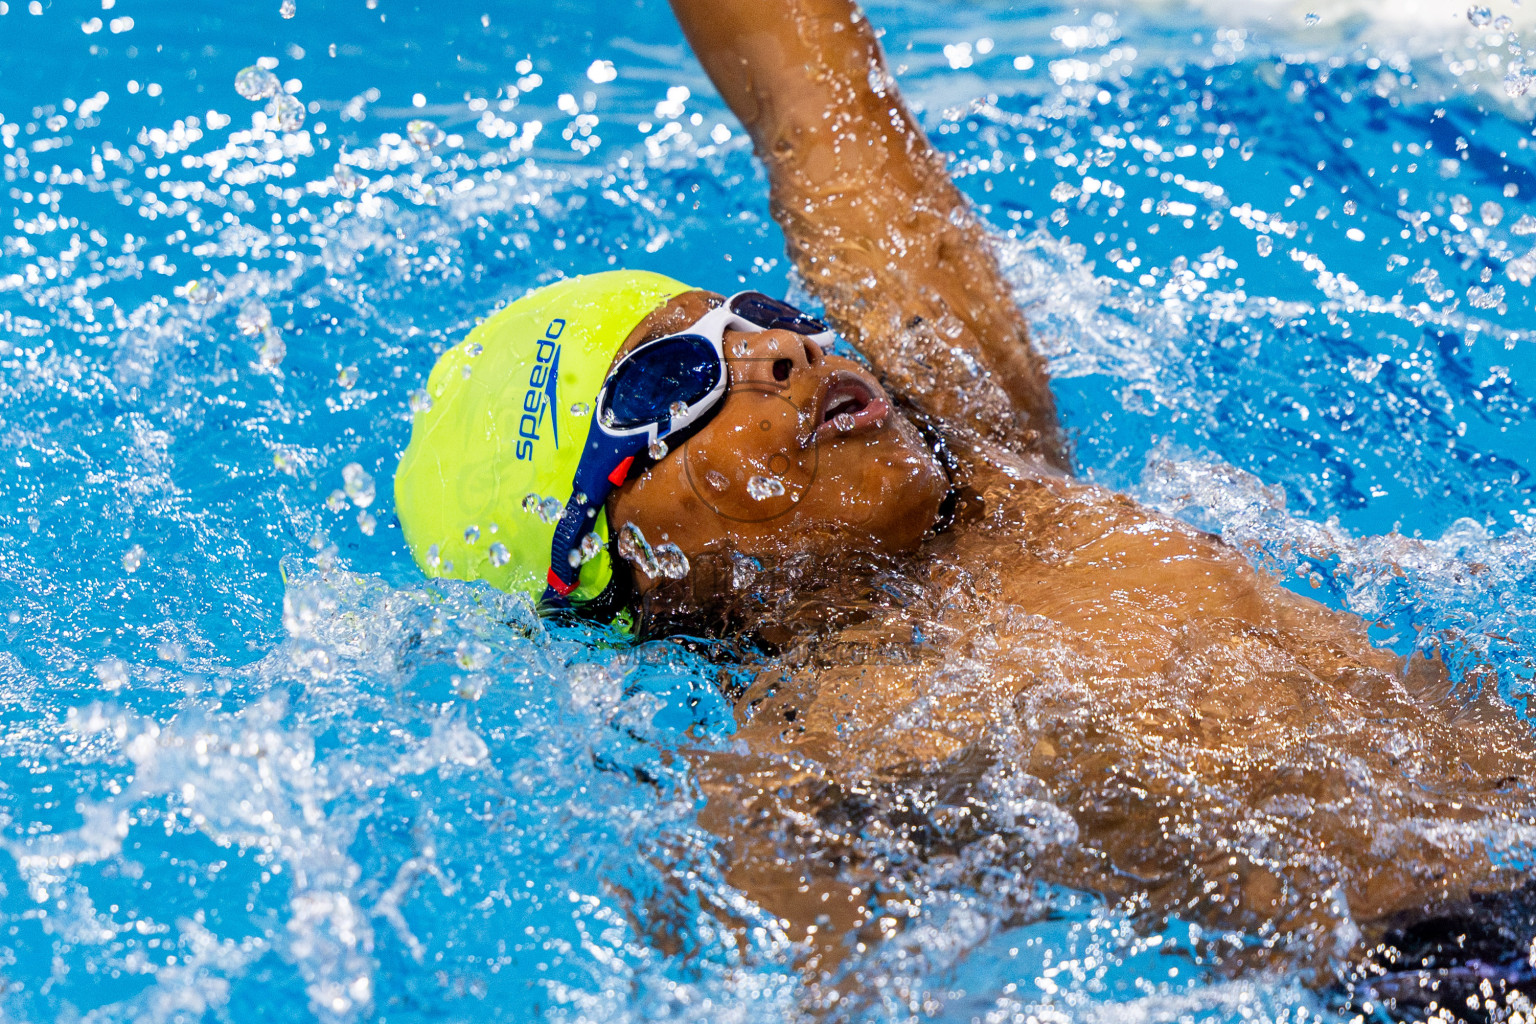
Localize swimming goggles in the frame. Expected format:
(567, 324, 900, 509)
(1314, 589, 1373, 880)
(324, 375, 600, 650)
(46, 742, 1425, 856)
(543, 291, 835, 606)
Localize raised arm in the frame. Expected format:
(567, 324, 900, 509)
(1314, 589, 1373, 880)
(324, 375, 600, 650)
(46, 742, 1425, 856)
(671, 0, 1066, 468)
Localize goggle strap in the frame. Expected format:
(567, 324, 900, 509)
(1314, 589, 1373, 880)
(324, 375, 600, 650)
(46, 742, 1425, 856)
(546, 568, 576, 597)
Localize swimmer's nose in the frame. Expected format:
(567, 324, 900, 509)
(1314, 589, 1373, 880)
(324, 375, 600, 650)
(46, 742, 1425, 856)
(738, 328, 823, 383)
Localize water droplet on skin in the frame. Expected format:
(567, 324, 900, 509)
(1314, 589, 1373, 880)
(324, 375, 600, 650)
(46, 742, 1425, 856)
(235, 66, 281, 101)
(326, 489, 347, 512)
(463, 525, 480, 544)
(279, 0, 296, 17)
(122, 544, 145, 573)
(342, 463, 376, 508)
(747, 475, 786, 500)
(570, 402, 590, 418)
(705, 469, 729, 492)
(408, 389, 433, 414)
(407, 119, 445, 148)
(617, 522, 658, 577)
(617, 522, 688, 579)
(538, 496, 563, 523)
(268, 93, 305, 132)
(488, 542, 510, 567)
(648, 439, 668, 460)
(653, 543, 690, 579)
(357, 510, 376, 535)
(833, 411, 857, 433)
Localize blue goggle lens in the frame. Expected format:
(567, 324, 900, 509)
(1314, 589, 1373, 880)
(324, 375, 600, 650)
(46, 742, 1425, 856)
(604, 334, 720, 429)
(730, 292, 828, 335)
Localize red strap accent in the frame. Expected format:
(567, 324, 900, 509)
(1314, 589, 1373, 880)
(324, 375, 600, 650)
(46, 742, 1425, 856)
(608, 456, 635, 486)
(546, 567, 575, 596)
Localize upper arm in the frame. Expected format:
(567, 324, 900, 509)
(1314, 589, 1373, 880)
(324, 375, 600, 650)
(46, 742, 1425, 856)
(670, 0, 1067, 468)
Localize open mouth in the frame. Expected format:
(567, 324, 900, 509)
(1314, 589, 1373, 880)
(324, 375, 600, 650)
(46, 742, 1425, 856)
(811, 371, 890, 444)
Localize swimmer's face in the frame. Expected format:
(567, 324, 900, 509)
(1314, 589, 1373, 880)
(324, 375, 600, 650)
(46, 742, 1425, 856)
(607, 291, 947, 598)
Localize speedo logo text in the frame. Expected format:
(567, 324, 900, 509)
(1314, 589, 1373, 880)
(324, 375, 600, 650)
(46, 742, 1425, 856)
(515, 318, 564, 461)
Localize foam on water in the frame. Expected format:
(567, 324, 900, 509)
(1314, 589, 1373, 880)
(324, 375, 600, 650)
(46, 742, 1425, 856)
(1, 0, 1533, 1019)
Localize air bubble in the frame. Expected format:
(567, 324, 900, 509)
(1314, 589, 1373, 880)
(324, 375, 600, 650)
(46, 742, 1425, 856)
(747, 475, 786, 500)
(337, 365, 358, 389)
(705, 470, 729, 492)
(426, 544, 441, 569)
(407, 119, 445, 148)
(268, 93, 305, 132)
(332, 163, 363, 197)
(568, 531, 603, 567)
(342, 463, 376, 508)
(258, 330, 287, 370)
(326, 489, 347, 512)
(409, 389, 433, 414)
(488, 542, 511, 567)
(538, 496, 564, 523)
(1255, 235, 1273, 257)
(1451, 194, 1472, 215)
(522, 494, 541, 515)
(234, 65, 281, 101)
(122, 544, 145, 573)
(648, 440, 669, 460)
(463, 525, 480, 544)
(668, 400, 688, 418)
(600, 408, 616, 428)
(465, 342, 483, 356)
(1481, 201, 1504, 227)
(1468, 5, 1493, 27)
(279, 0, 296, 17)
(236, 298, 272, 336)
(357, 510, 376, 535)
(455, 639, 489, 670)
(1512, 214, 1536, 235)
(94, 658, 128, 692)
(570, 402, 590, 418)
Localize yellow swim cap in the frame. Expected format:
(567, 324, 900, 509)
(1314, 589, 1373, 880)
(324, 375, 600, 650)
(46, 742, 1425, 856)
(394, 270, 693, 611)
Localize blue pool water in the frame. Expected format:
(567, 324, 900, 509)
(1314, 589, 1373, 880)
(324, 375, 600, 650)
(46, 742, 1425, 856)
(1, 0, 1534, 1020)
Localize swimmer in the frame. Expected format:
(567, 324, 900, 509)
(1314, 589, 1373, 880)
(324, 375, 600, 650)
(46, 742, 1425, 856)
(396, 0, 1536, 1014)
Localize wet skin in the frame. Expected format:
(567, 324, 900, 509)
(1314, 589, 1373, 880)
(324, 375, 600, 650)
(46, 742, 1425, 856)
(595, 0, 1536, 996)
(606, 290, 949, 602)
